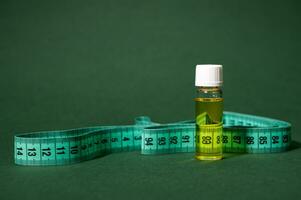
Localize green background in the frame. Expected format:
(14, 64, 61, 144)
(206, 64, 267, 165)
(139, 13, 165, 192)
(0, 0, 300, 199)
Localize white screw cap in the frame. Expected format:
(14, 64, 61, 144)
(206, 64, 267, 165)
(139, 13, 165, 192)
(195, 64, 223, 87)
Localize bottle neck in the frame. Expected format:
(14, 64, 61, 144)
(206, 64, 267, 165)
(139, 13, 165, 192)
(196, 86, 223, 98)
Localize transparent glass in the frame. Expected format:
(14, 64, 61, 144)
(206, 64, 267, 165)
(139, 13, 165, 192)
(194, 87, 223, 160)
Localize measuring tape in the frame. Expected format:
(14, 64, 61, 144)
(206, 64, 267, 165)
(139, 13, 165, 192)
(14, 111, 291, 166)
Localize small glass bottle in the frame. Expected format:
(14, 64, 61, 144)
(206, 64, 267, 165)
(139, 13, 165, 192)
(194, 64, 223, 160)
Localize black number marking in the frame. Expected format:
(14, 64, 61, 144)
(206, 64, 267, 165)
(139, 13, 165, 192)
(246, 136, 254, 144)
(259, 136, 267, 144)
(202, 136, 212, 144)
(42, 147, 51, 156)
(28, 152, 36, 156)
(145, 138, 153, 145)
(233, 136, 241, 144)
(42, 152, 51, 156)
(70, 146, 79, 154)
(272, 136, 279, 144)
(27, 148, 37, 156)
(182, 135, 190, 143)
(122, 137, 130, 141)
(81, 144, 87, 150)
(16, 147, 23, 155)
(158, 137, 166, 145)
(56, 146, 65, 155)
(169, 136, 178, 144)
(283, 135, 289, 143)
(222, 136, 228, 143)
(216, 136, 221, 144)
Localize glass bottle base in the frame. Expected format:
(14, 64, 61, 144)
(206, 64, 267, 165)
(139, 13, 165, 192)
(195, 153, 223, 160)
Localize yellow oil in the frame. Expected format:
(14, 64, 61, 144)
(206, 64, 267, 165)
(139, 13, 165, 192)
(195, 97, 223, 160)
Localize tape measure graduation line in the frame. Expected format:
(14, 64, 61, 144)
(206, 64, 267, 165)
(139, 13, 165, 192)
(14, 112, 291, 166)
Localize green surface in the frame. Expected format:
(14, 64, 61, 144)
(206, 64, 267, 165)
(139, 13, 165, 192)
(0, 0, 300, 199)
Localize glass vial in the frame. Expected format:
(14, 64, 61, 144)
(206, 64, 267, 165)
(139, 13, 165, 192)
(194, 64, 223, 160)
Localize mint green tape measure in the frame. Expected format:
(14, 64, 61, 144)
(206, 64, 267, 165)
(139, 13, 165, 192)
(14, 111, 291, 166)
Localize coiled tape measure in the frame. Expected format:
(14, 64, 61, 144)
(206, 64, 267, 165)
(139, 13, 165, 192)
(14, 111, 291, 166)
